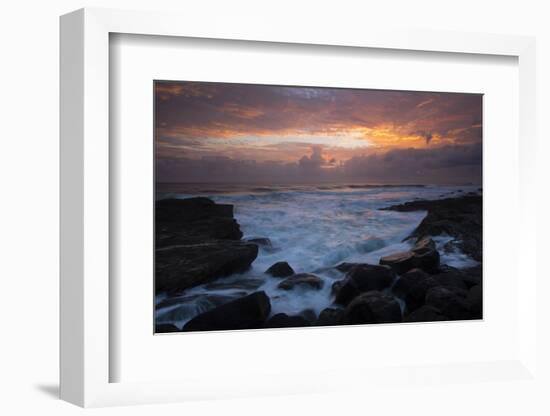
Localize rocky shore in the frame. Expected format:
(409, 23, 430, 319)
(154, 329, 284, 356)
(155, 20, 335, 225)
(155, 193, 482, 333)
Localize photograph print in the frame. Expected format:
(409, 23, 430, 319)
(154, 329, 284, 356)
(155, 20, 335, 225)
(154, 81, 482, 333)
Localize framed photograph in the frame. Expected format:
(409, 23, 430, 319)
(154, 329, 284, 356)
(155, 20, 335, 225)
(60, 8, 539, 408)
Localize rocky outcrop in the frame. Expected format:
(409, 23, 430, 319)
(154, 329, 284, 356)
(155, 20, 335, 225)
(379, 236, 440, 274)
(381, 195, 482, 261)
(156, 197, 242, 247)
(156, 241, 258, 293)
(265, 261, 295, 278)
(341, 291, 402, 325)
(332, 264, 396, 305)
(155, 198, 258, 294)
(264, 313, 311, 328)
(182, 291, 271, 331)
(277, 273, 324, 291)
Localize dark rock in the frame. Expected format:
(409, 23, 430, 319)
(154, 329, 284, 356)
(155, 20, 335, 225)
(425, 286, 472, 320)
(155, 324, 180, 333)
(277, 273, 324, 291)
(341, 291, 402, 325)
(403, 305, 448, 322)
(265, 313, 311, 328)
(299, 309, 318, 323)
(335, 262, 362, 273)
(182, 291, 271, 331)
(156, 241, 258, 293)
(333, 264, 396, 305)
(316, 308, 344, 326)
(381, 195, 482, 261)
(156, 197, 242, 248)
(265, 261, 295, 278)
(392, 268, 439, 312)
(380, 236, 440, 274)
(467, 284, 483, 318)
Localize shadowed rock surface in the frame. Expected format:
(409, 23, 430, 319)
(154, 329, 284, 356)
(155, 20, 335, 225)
(403, 305, 448, 322)
(341, 291, 402, 325)
(182, 291, 271, 331)
(265, 261, 295, 278)
(333, 264, 396, 305)
(381, 195, 482, 261)
(156, 241, 258, 293)
(277, 273, 324, 291)
(264, 313, 311, 328)
(316, 308, 344, 326)
(155, 198, 258, 294)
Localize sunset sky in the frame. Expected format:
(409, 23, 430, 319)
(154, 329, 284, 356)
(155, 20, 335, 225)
(155, 81, 482, 185)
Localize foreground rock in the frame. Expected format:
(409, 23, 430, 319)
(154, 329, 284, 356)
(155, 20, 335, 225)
(381, 195, 482, 261)
(379, 236, 440, 274)
(332, 264, 396, 305)
(155, 197, 259, 294)
(403, 305, 448, 322)
(156, 197, 242, 247)
(156, 241, 258, 293)
(316, 308, 344, 326)
(277, 273, 324, 291)
(264, 313, 311, 328)
(155, 323, 180, 333)
(183, 291, 271, 331)
(265, 261, 295, 278)
(341, 291, 402, 325)
(424, 286, 472, 320)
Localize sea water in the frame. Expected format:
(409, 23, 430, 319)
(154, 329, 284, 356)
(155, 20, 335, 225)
(155, 184, 479, 328)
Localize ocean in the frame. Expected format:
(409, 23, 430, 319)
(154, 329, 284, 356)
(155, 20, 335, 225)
(155, 183, 480, 329)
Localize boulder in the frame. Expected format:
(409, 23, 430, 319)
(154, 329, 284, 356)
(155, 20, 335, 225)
(155, 323, 180, 333)
(265, 261, 295, 278)
(316, 308, 344, 326)
(379, 237, 440, 274)
(277, 273, 324, 291)
(264, 313, 311, 328)
(341, 291, 402, 325)
(182, 291, 271, 331)
(425, 286, 472, 320)
(333, 264, 396, 305)
(155, 241, 258, 293)
(299, 309, 318, 324)
(392, 268, 439, 312)
(403, 305, 448, 322)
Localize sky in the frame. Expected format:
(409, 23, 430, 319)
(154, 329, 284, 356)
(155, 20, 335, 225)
(155, 81, 482, 185)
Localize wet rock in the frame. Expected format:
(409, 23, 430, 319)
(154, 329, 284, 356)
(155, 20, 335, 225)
(341, 291, 402, 325)
(182, 291, 271, 331)
(425, 286, 472, 320)
(299, 309, 318, 324)
(204, 278, 264, 291)
(277, 273, 324, 291)
(265, 313, 311, 328)
(392, 268, 439, 312)
(265, 261, 295, 278)
(403, 305, 448, 322)
(155, 324, 180, 333)
(316, 308, 344, 326)
(156, 241, 258, 293)
(381, 195, 482, 261)
(333, 264, 396, 305)
(379, 236, 440, 274)
(467, 284, 482, 318)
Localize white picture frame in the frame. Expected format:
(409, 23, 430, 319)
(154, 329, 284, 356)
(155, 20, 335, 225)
(60, 7, 538, 408)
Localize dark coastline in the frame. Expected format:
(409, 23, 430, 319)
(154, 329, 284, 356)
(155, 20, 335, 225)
(155, 192, 483, 333)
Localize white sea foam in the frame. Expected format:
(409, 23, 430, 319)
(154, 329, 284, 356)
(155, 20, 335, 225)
(155, 185, 480, 327)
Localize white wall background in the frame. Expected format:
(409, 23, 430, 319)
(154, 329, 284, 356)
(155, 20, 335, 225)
(0, 0, 548, 415)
